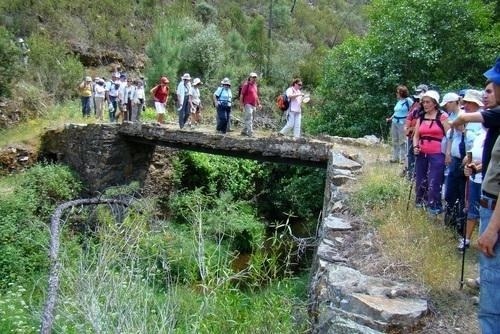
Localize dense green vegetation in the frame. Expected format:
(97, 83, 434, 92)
(0, 153, 322, 332)
(2, 0, 498, 137)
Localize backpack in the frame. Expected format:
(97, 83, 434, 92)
(276, 92, 289, 111)
(418, 110, 446, 143)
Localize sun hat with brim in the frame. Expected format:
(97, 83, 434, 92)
(85, 76, 92, 82)
(249, 72, 258, 78)
(192, 78, 202, 86)
(221, 78, 231, 86)
(440, 92, 460, 107)
(462, 89, 484, 107)
(181, 73, 191, 80)
(421, 90, 440, 104)
(484, 57, 500, 84)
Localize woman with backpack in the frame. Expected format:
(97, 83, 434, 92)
(279, 79, 305, 138)
(413, 90, 450, 215)
(387, 85, 412, 163)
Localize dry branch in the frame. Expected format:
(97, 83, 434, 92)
(40, 197, 130, 334)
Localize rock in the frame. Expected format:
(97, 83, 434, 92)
(348, 293, 428, 327)
(323, 215, 352, 231)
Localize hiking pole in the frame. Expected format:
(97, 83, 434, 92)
(460, 151, 472, 290)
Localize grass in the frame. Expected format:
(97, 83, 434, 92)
(350, 163, 479, 289)
(349, 162, 480, 331)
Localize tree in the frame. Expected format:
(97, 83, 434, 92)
(314, 0, 500, 137)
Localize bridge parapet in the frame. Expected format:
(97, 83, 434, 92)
(118, 122, 334, 168)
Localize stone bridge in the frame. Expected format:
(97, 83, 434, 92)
(40, 123, 429, 333)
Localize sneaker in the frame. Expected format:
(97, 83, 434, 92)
(471, 296, 479, 305)
(465, 277, 480, 289)
(428, 207, 443, 215)
(457, 238, 470, 252)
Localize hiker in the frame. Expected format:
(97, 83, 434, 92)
(78, 76, 93, 118)
(124, 78, 136, 122)
(177, 73, 192, 129)
(106, 72, 120, 122)
(93, 78, 106, 122)
(451, 76, 500, 286)
(213, 78, 232, 134)
(150, 76, 170, 125)
(405, 84, 428, 179)
(445, 90, 484, 233)
(387, 85, 412, 163)
(117, 74, 128, 122)
(133, 79, 145, 122)
(413, 90, 450, 214)
(239, 72, 262, 137)
(188, 78, 203, 127)
(279, 79, 305, 138)
(17, 38, 30, 66)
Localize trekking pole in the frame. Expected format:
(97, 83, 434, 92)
(460, 151, 472, 290)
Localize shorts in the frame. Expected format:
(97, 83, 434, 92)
(155, 101, 166, 114)
(467, 181, 481, 220)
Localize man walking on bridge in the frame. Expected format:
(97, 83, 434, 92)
(239, 72, 262, 137)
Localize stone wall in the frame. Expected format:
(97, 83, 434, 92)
(40, 123, 155, 194)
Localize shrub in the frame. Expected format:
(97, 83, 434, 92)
(180, 24, 225, 80)
(27, 33, 84, 101)
(0, 26, 22, 97)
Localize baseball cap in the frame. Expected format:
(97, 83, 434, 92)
(413, 84, 429, 98)
(440, 92, 460, 107)
(484, 57, 500, 84)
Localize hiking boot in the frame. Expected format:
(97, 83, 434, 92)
(389, 159, 399, 163)
(428, 207, 443, 215)
(465, 277, 480, 289)
(457, 238, 470, 252)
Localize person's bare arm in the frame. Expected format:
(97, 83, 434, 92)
(450, 111, 484, 127)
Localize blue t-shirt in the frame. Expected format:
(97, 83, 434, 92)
(214, 87, 232, 104)
(392, 98, 412, 123)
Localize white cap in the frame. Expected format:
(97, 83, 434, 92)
(440, 92, 460, 107)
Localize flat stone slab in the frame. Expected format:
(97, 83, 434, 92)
(323, 215, 352, 231)
(348, 293, 428, 326)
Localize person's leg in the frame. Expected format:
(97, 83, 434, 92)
(293, 112, 302, 138)
(225, 108, 231, 133)
(414, 154, 428, 206)
(445, 157, 461, 225)
(280, 111, 294, 135)
(427, 153, 445, 212)
(397, 123, 406, 162)
(478, 202, 500, 333)
(407, 137, 415, 179)
(390, 122, 398, 161)
(242, 104, 253, 135)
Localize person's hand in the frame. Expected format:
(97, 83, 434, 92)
(464, 164, 473, 177)
(413, 145, 421, 155)
(445, 153, 452, 166)
(257, 104, 262, 110)
(478, 228, 498, 257)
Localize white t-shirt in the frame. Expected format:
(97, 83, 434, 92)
(94, 84, 106, 98)
(286, 86, 302, 113)
(190, 86, 201, 106)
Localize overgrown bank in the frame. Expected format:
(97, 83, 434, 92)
(1, 149, 325, 332)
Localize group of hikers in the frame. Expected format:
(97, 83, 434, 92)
(78, 70, 309, 138)
(77, 72, 146, 122)
(387, 58, 500, 333)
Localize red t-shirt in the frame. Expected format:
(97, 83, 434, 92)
(240, 82, 259, 106)
(418, 113, 448, 154)
(153, 85, 169, 103)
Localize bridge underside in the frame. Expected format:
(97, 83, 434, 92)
(118, 123, 333, 168)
